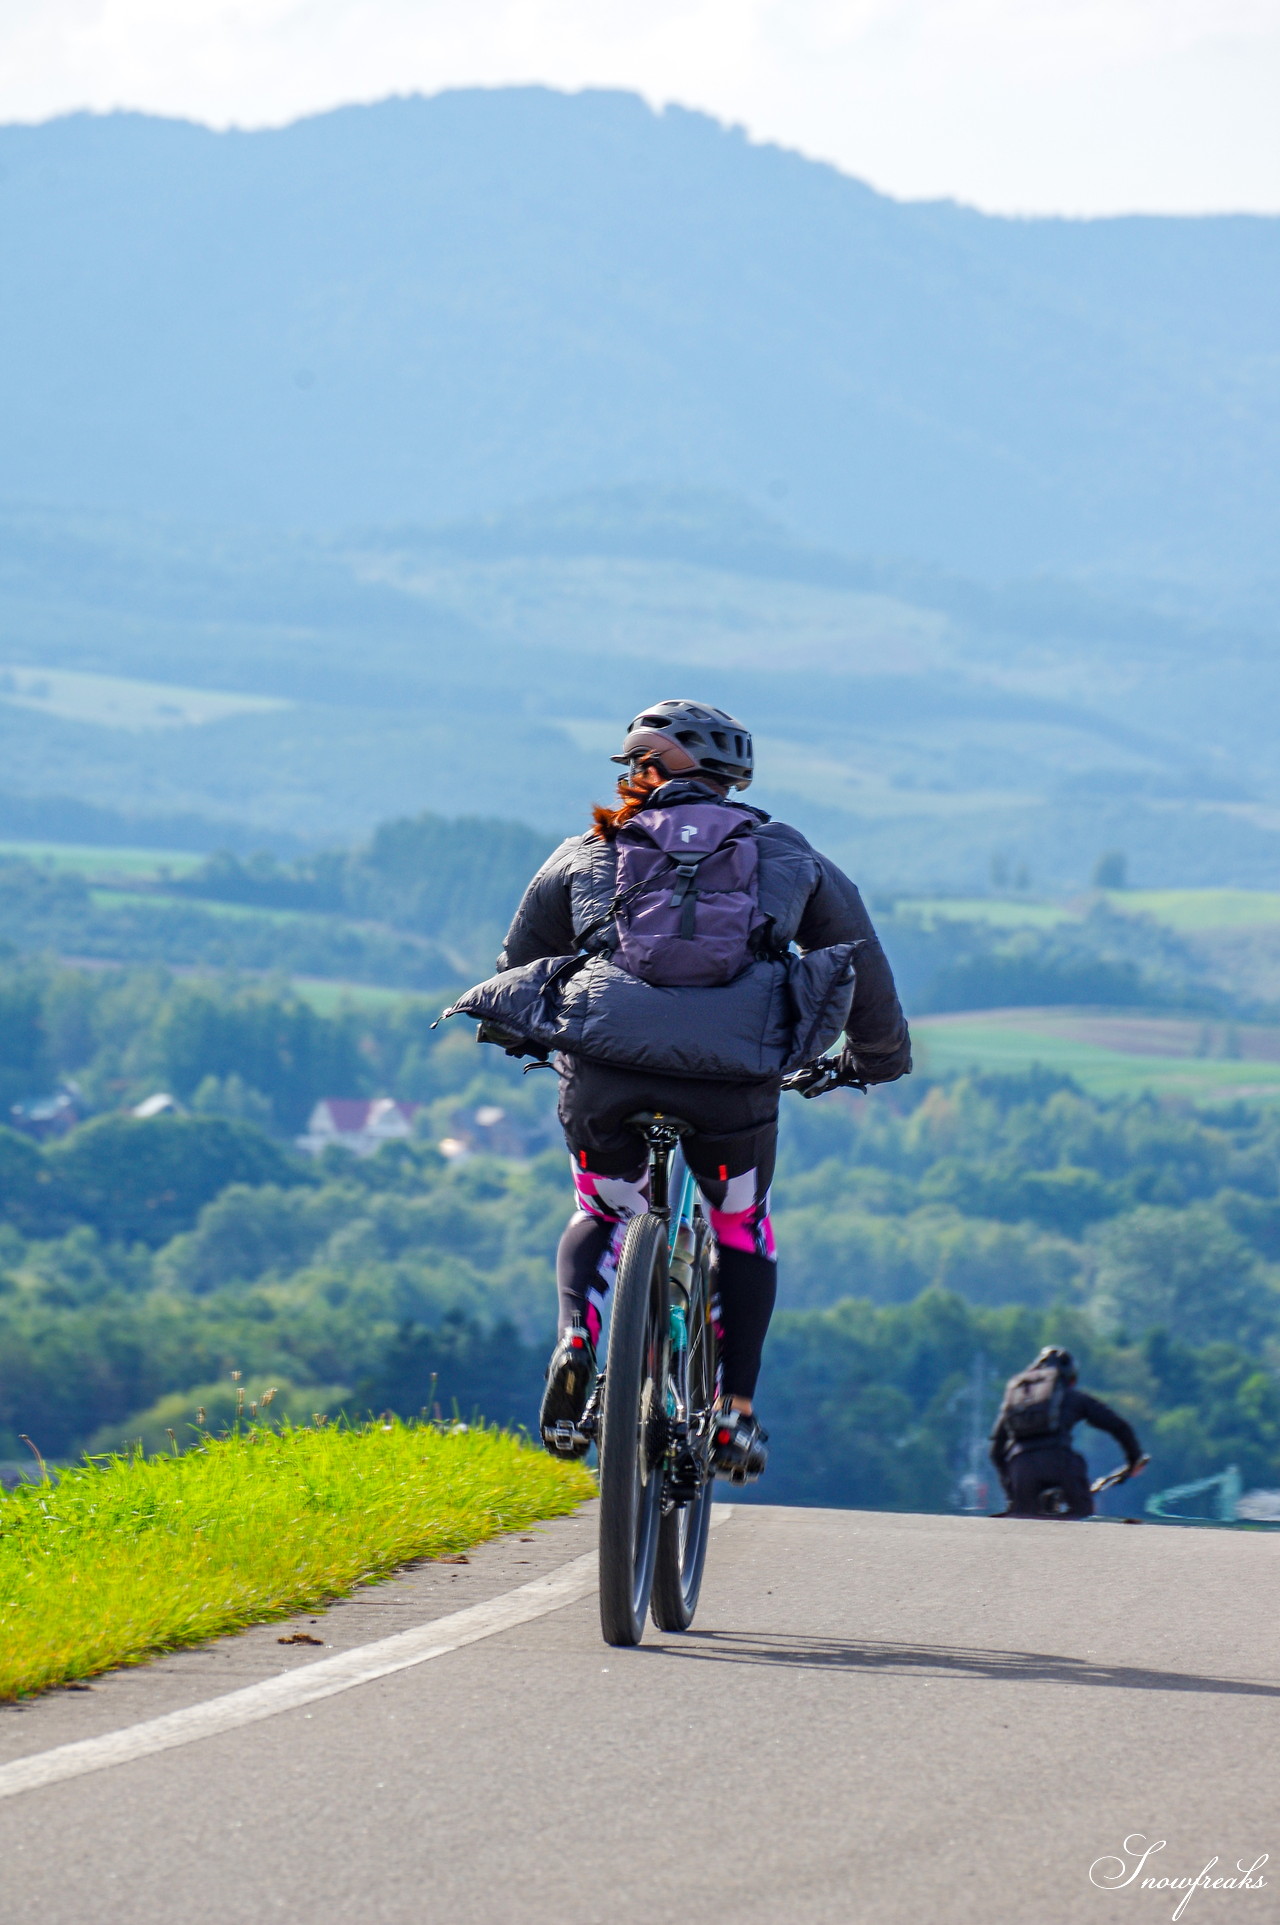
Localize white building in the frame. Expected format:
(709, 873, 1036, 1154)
(298, 1097, 423, 1157)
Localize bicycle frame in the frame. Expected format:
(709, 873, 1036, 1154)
(660, 1150, 710, 1509)
(572, 1118, 713, 1506)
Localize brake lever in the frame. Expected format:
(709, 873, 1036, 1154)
(782, 1056, 857, 1100)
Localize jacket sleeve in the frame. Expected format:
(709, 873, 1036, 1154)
(1073, 1390, 1143, 1466)
(988, 1416, 1011, 1475)
(795, 855, 912, 1083)
(496, 843, 578, 969)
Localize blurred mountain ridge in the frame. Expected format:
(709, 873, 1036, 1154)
(1, 88, 1277, 574)
(1, 90, 1277, 887)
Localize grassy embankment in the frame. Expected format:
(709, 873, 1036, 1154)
(0, 1421, 593, 1701)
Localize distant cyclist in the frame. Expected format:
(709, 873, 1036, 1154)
(990, 1347, 1146, 1518)
(462, 699, 911, 1481)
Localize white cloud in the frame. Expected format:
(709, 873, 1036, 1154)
(0, 0, 1277, 214)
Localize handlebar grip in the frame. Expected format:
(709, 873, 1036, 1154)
(782, 1056, 851, 1099)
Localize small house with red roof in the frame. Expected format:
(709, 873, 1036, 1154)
(298, 1097, 423, 1158)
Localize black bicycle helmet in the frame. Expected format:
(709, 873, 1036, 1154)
(1032, 1346, 1077, 1384)
(611, 699, 754, 791)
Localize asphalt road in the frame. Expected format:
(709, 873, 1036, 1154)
(1, 1503, 1277, 1925)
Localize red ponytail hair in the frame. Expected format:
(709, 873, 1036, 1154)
(591, 762, 666, 840)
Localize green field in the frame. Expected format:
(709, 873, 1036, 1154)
(896, 896, 1074, 930)
(0, 841, 204, 878)
(897, 887, 1280, 939)
(0, 664, 287, 732)
(1107, 888, 1280, 932)
(914, 1010, 1280, 1102)
(291, 977, 444, 1014)
(88, 885, 317, 924)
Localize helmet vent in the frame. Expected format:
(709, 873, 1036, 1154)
(611, 700, 754, 789)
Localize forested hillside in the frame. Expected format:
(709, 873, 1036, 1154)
(1, 90, 1276, 1514)
(1, 813, 1268, 1012)
(0, 810, 554, 982)
(2, 956, 1278, 1514)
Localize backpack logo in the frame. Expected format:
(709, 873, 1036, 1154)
(611, 803, 763, 988)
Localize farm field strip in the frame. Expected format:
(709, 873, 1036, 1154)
(895, 896, 1075, 929)
(1111, 888, 1280, 932)
(913, 1008, 1280, 1101)
(0, 665, 289, 731)
(0, 841, 205, 877)
(87, 887, 321, 925)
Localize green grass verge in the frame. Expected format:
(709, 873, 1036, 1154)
(0, 1422, 594, 1701)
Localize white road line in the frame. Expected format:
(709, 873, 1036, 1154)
(0, 1507, 733, 1802)
(0, 1552, 598, 1803)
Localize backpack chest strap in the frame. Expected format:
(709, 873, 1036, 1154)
(667, 851, 715, 937)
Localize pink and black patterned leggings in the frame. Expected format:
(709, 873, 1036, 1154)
(555, 1064, 779, 1401)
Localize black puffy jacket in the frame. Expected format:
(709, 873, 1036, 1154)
(454, 780, 911, 1084)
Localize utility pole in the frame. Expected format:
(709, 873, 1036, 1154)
(954, 1353, 991, 1513)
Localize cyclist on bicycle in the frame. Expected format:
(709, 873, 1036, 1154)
(990, 1347, 1146, 1517)
(454, 699, 911, 1479)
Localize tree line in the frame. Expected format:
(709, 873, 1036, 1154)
(0, 973, 1277, 1510)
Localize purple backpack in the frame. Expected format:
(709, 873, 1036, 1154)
(612, 802, 764, 987)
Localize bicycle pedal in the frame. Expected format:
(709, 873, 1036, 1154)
(715, 1462, 764, 1486)
(543, 1420, 589, 1454)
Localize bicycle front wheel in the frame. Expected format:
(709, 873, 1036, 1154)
(651, 1227, 717, 1632)
(598, 1212, 669, 1647)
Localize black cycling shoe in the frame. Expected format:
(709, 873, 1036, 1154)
(711, 1403, 769, 1484)
(539, 1322, 597, 1458)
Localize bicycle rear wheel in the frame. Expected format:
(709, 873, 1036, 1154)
(598, 1212, 669, 1647)
(651, 1227, 717, 1632)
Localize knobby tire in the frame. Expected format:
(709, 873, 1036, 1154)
(598, 1213, 668, 1647)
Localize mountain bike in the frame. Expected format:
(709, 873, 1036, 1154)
(1037, 1454, 1151, 1516)
(574, 1062, 850, 1644)
(574, 1112, 719, 1647)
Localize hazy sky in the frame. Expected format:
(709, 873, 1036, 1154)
(2, 0, 1277, 215)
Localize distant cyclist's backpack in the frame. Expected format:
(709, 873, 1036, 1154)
(612, 801, 765, 987)
(1001, 1364, 1066, 1442)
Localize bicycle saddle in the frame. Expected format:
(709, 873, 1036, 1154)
(624, 1110, 695, 1141)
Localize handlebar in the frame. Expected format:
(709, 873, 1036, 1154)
(781, 1055, 865, 1100)
(1091, 1453, 1150, 1495)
